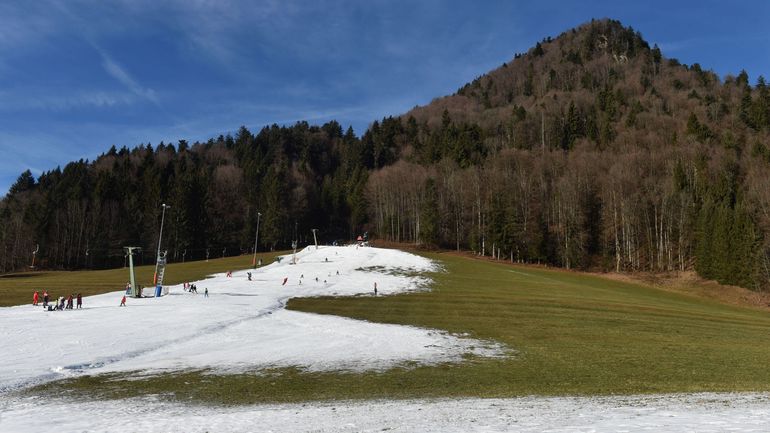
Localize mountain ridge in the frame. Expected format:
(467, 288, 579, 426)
(2, 18, 770, 290)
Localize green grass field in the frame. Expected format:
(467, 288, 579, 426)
(22, 251, 770, 403)
(0, 252, 283, 307)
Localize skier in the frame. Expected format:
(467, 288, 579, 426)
(120, 295, 126, 307)
(58, 296, 65, 310)
(247, 272, 252, 281)
(204, 288, 209, 298)
(43, 290, 49, 307)
(282, 277, 288, 286)
(374, 282, 378, 296)
(33, 291, 39, 306)
(76, 293, 82, 309)
(66, 294, 73, 310)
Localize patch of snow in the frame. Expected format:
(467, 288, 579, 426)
(0, 246, 506, 391)
(2, 393, 769, 433)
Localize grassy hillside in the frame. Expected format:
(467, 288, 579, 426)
(0, 252, 283, 307)
(28, 251, 770, 403)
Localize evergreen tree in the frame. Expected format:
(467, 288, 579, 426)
(8, 170, 36, 195)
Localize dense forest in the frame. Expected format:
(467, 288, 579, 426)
(2, 19, 770, 289)
(0, 122, 371, 270)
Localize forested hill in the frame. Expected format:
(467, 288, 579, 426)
(3, 19, 770, 289)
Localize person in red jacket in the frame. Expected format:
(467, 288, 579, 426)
(33, 291, 39, 306)
(76, 293, 82, 309)
(120, 295, 126, 307)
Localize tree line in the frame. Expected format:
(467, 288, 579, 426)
(0, 121, 371, 271)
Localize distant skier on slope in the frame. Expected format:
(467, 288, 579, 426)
(282, 277, 288, 286)
(32, 291, 39, 306)
(76, 293, 82, 309)
(120, 295, 126, 307)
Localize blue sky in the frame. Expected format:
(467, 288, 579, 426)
(1, 0, 768, 195)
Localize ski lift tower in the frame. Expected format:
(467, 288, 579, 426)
(30, 244, 39, 269)
(311, 229, 319, 250)
(124, 247, 142, 298)
(153, 203, 171, 285)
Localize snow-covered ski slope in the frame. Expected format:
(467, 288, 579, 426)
(0, 245, 504, 392)
(2, 246, 767, 432)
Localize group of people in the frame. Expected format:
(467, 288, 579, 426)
(33, 290, 82, 310)
(184, 282, 199, 293)
(183, 282, 208, 297)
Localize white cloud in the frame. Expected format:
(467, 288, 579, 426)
(0, 91, 136, 112)
(99, 52, 159, 104)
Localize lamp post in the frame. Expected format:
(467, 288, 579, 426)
(292, 221, 298, 264)
(154, 203, 170, 285)
(252, 212, 262, 268)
